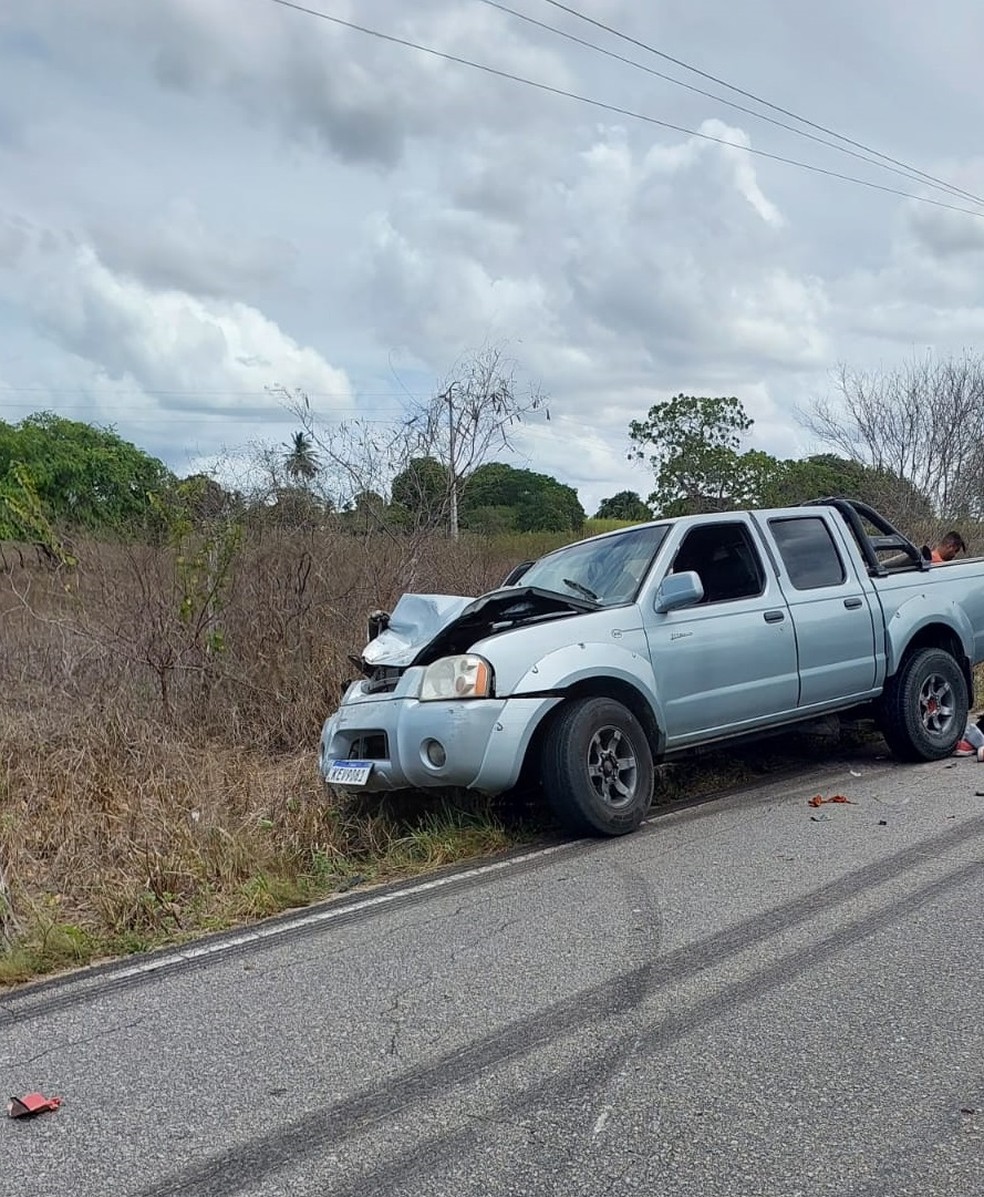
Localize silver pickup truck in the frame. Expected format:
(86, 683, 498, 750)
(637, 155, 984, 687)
(319, 499, 984, 836)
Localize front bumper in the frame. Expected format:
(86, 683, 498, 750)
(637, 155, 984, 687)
(319, 673, 560, 795)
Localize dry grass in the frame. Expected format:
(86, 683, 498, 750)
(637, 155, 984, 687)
(0, 527, 537, 984)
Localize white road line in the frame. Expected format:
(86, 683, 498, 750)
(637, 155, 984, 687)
(64, 841, 578, 988)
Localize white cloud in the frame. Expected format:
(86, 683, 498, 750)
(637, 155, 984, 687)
(0, 215, 354, 468)
(361, 121, 825, 406)
(694, 120, 785, 227)
(21, 242, 352, 411)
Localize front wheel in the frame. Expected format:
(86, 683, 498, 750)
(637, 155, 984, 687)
(541, 697, 654, 836)
(877, 647, 968, 762)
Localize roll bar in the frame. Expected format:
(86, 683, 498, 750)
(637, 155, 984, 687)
(800, 496, 929, 576)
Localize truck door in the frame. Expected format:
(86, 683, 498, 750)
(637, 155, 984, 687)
(646, 519, 799, 744)
(760, 514, 878, 708)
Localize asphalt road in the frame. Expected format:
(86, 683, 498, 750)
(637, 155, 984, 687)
(3, 749, 984, 1197)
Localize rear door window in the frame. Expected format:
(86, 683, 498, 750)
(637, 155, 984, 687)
(769, 517, 846, 590)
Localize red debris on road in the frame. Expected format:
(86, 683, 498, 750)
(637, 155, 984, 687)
(7, 1093, 62, 1119)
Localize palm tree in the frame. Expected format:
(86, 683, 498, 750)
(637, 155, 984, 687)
(283, 431, 320, 485)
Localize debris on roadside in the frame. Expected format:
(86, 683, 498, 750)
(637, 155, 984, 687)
(808, 794, 853, 807)
(878, 819, 888, 826)
(7, 1093, 62, 1119)
(810, 813, 832, 822)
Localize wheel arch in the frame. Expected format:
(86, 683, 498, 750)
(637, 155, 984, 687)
(513, 676, 664, 791)
(892, 621, 973, 701)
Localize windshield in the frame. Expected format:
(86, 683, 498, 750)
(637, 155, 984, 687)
(517, 524, 669, 607)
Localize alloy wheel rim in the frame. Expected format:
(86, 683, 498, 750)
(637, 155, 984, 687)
(919, 672, 955, 737)
(586, 725, 638, 808)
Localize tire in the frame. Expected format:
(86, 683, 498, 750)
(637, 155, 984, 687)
(541, 697, 654, 836)
(877, 647, 968, 762)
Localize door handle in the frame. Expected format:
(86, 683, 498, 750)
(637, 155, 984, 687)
(764, 610, 785, 623)
(844, 596, 863, 609)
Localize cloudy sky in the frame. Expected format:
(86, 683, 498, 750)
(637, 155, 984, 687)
(2, 0, 984, 513)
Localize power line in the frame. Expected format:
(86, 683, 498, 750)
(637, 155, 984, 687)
(479, 0, 984, 208)
(0, 402, 398, 416)
(0, 392, 413, 417)
(0, 387, 418, 398)
(260, 0, 984, 220)
(0, 401, 402, 423)
(536, 0, 982, 208)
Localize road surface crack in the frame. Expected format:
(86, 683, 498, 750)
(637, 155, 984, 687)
(1, 1014, 151, 1071)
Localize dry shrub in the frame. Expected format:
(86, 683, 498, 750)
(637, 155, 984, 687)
(0, 527, 529, 979)
(0, 526, 522, 746)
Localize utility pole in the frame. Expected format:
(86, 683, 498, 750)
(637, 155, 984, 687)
(444, 384, 459, 540)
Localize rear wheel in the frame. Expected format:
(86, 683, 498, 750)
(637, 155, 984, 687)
(878, 647, 968, 761)
(541, 697, 654, 836)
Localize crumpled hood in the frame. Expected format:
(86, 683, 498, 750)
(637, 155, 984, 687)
(361, 594, 474, 668)
(361, 587, 598, 668)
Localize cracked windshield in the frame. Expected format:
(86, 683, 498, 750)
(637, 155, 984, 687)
(517, 524, 669, 607)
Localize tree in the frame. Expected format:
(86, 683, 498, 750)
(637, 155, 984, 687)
(760, 454, 932, 523)
(244, 436, 335, 533)
(175, 474, 237, 524)
(459, 462, 525, 512)
(515, 481, 584, 533)
(283, 430, 320, 485)
(594, 491, 652, 521)
(404, 347, 548, 538)
(276, 346, 548, 545)
(460, 505, 518, 535)
(349, 489, 387, 517)
(0, 412, 173, 539)
(339, 490, 389, 536)
(390, 457, 452, 528)
(628, 394, 760, 516)
(800, 353, 984, 518)
(460, 462, 584, 534)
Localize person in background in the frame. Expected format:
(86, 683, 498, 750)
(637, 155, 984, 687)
(923, 530, 967, 563)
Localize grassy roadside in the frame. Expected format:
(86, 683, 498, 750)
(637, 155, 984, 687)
(0, 714, 531, 986)
(0, 710, 882, 987)
(0, 527, 540, 985)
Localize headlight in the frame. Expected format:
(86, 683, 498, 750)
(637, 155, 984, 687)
(419, 655, 493, 701)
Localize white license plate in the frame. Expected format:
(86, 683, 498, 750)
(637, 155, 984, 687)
(327, 759, 373, 786)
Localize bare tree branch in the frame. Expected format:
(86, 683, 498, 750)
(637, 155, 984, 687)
(799, 351, 984, 519)
(270, 346, 548, 584)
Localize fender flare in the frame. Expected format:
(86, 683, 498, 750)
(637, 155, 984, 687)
(885, 594, 974, 680)
(511, 642, 665, 751)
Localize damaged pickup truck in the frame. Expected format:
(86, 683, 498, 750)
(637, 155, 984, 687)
(319, 499, 984, 837)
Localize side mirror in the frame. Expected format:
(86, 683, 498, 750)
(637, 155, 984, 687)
(654, 570, 704, 613)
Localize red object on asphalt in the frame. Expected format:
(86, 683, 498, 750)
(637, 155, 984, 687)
(808, 794, 853, 807)
(7, 1093, 62, 1118)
